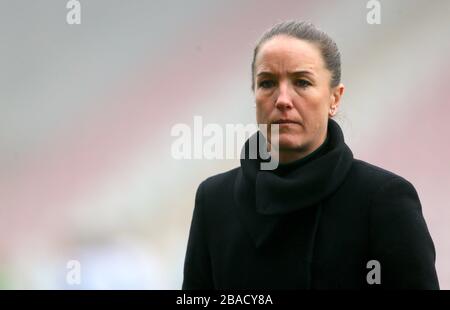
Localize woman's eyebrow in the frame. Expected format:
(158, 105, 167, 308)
(289, 70, 316, 77)
(256, 70, 316, 78)
(256, 71, 276, 77)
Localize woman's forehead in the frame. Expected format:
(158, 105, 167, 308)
(255, 36, 324, 74)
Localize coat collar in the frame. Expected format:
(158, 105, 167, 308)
(233, 118, 354, 248)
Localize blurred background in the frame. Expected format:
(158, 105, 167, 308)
(0, 0, 449, 289)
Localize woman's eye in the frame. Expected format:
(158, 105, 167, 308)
(295, 79, 311, 88)
(258, 80, 275, 89)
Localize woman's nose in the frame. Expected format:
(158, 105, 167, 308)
(274, 82, 294, 110)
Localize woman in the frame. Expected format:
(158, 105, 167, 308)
(182, 21, 439, 289)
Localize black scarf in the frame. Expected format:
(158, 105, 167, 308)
(233, 118, 354, 248)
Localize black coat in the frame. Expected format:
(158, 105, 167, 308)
(182, 119, 439, 289)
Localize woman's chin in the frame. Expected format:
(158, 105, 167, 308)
(272, 135, 304, 151)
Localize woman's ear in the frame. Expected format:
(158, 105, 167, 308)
(329, 83, 345, 117)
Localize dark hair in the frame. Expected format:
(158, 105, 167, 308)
(251, 20, 341, 90)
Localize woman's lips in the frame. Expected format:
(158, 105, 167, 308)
(271, 120, 302, 127)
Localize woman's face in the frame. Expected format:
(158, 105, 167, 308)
(253, 35, 344, 163)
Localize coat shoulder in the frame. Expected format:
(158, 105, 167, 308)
(351, 158, 401, 179)
(349, 159, 415, 192)
(195, 167, 241, 219)
(199, 166, 240, 195)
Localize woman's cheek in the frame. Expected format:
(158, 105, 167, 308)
(256, 101, 271, 121)
(304, 93, 324, 112)
(256, 105, 267, 124)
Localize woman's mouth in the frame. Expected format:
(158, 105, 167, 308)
(272, 119, 302, 127)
